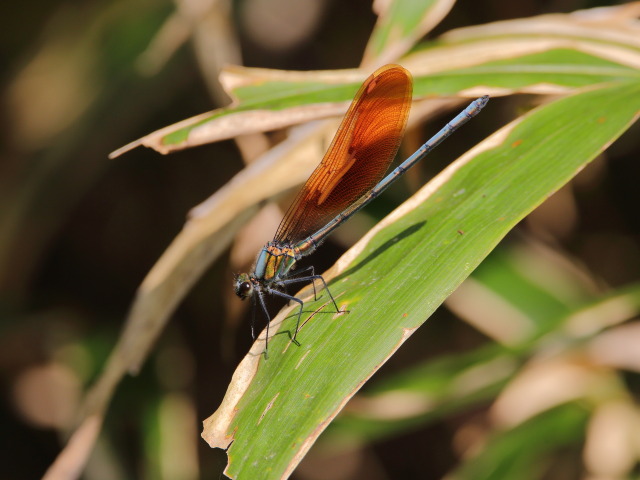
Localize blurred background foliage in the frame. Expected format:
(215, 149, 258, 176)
(2, 0, 640, 479)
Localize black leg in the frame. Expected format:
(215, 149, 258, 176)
(255, 289, 271, 359)
(280, 274, 340, 314)
(281, 266, 318, 299)
(267, 288, 304, 345)
(250, 294, 257, 340)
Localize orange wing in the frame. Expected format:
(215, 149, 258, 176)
(274, 64, 413, 245)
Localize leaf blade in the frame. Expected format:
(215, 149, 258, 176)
(203, 81, 640, 479)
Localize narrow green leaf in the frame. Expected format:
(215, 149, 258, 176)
(324, 278, 640, 447)
(449, 404, 589, 480)
(461, 246, 590, 336)
(111, 48, 639, 156)
(411, 48, 639, 94)
(363, 0, 453, 65)
(325, 344, 518, 444)
(202, 81, 640, 479)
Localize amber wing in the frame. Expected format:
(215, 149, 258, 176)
(273, 64, 413, 245)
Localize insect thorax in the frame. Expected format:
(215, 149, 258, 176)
(253, 241, 300, 282)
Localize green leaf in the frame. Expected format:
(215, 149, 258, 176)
(363, 0, 453, 65)
(458, 245, 589, 338)
(411, 48, 639, 94)
(449, 404, 589, 480)
(111, 46, 640, 156)
(323, 276, 640, 448)
(325, 343, 518, 444)
(202, 81, 640, 479)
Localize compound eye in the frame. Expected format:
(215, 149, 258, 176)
(236, 281, 253, 299)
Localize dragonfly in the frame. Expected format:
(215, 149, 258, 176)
(234, 64, 489, 356)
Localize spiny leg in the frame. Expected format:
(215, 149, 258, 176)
(267, 288, 304, 345)
(280, 274, 340, 314)
(284, 266, 318, 300)
(250, 294, 257, 340)
(255, 289, 272, 358)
